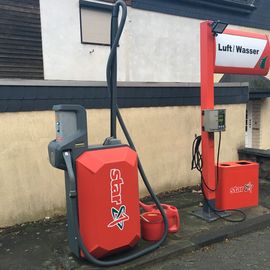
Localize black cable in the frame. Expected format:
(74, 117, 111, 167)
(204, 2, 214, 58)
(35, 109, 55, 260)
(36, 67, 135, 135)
(116, 106, 169, 236)
(191, 135, 216, 192)
(191, 132, 246, 223)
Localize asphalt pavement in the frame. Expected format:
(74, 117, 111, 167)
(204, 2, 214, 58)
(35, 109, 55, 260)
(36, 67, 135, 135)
(142, 226, 270, 270)
(1, 181, 270, 270)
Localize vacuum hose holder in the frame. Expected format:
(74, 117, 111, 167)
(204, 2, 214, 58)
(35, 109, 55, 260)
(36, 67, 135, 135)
(63, 152, 77, 198)
(61, 0, 168, 267)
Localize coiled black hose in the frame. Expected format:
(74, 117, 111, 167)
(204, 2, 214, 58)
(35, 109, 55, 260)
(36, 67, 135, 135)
(191, 133, 246, 223)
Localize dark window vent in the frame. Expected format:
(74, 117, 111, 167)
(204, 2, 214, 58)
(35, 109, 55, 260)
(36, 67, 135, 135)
(0, 0, 44, 79)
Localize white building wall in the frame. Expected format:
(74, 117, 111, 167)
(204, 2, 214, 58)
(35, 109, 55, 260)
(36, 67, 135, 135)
(39, 0, 201, 82)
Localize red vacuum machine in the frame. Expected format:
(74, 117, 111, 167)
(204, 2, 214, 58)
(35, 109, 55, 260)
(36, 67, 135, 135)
(48, 0, 179, 266)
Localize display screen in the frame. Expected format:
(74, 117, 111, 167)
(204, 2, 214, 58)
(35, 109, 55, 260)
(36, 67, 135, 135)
(218, 111, 225, 126)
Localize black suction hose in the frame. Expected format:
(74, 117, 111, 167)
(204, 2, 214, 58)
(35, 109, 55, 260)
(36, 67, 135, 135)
(109, 0, 118, 138)
(65, 0, 168, 267)
(106, 0, 168, 245)
(107, 0, 168, 247)
(116, 106, 169, 237)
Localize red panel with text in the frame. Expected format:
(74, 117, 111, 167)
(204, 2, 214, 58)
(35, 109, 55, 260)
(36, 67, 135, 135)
(215, 160, 259, 211)
(76, 146, 140, 258)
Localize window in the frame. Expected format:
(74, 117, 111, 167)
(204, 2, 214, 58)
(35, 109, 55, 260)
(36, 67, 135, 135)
(79, 0, 112, 46)
(0, 0, 43, 79)
(245, 100, 262, 148)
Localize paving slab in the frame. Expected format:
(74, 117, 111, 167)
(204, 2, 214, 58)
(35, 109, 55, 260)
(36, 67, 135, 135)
(115, 205, 270, 270)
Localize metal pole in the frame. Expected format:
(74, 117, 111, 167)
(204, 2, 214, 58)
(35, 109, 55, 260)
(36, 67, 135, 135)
(193, 21, 231, 221)
(200, 21, 216, 203)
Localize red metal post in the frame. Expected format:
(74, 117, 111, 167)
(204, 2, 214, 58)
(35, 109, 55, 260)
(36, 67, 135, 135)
(200, 21, 216, 200)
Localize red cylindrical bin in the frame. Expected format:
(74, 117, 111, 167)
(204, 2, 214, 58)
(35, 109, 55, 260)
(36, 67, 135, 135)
(141, 212, 164, 241)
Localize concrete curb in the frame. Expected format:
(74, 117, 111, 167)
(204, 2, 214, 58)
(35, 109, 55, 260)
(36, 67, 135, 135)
(118, 213, 270, 270)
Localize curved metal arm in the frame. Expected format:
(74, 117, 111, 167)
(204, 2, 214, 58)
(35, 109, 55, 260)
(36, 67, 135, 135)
(63, 151, 77, 198)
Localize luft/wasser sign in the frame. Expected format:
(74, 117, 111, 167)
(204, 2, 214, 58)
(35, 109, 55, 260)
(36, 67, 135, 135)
(215, 29, 270, 75)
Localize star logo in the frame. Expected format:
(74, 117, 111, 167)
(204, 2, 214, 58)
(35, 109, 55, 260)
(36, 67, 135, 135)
(244, 182, 254, 193)
(107, 205, 129, 230)
(260, 56, 268, 69)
